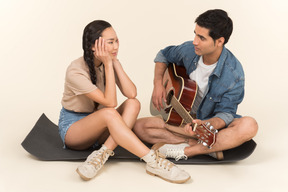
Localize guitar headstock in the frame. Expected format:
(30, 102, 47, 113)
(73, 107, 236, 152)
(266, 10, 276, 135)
(195, 122, 217, 149)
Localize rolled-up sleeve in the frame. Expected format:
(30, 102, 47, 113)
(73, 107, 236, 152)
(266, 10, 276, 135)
(214, 112, 234, 126)
(154, 51, 170, 65)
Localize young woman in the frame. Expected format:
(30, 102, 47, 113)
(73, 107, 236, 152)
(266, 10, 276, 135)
(58, 20, 190, 184)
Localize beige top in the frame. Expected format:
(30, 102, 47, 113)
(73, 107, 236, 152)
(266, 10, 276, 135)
(61, 57, 105, 113)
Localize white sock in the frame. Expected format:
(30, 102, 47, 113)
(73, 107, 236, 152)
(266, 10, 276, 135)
(141, 150, 156, 165)
(101, 144, 107, 150)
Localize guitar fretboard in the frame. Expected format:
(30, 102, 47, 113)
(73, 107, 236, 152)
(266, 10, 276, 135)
(170, 95, 198, 131)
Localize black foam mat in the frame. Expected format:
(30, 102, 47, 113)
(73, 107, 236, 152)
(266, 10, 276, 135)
(21, 113, 257, 164)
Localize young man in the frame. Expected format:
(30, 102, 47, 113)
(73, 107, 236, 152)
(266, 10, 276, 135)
(133, 9, 258, 161)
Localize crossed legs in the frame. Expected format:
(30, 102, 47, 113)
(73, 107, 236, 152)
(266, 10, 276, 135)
(66, 98, 191, 183)
(65, 98, 150, 158)
(133, 116, 258, 157)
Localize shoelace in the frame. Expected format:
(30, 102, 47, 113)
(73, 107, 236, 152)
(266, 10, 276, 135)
(166, 148, 188, 161)
(154, 150, 174, 171)
(89, 149, 114, 168)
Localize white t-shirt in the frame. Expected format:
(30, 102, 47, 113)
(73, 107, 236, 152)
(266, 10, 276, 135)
(189, 56, 217, 114)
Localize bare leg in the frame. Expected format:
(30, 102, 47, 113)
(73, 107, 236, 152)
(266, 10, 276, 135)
(98, 98, 141, 149)
(134, 116, 258, 157)
(65, 98, 150, 158)
(133, 116, 188, 144)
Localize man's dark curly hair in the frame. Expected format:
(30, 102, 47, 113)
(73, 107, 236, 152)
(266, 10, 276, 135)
(195, 9, 233, 44)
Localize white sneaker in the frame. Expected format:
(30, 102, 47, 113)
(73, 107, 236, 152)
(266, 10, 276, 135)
(153, 143, 190, 161)
(76, 145, 114, 180)
(143, 150, 191, 184)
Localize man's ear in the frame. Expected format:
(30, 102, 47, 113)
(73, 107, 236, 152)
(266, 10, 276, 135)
(217, 37, 225, 47)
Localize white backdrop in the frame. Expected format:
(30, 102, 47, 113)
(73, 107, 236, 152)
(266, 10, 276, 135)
(1, 0, 288, 191)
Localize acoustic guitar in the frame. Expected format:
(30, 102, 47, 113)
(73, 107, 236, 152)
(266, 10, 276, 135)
(150, 63, 217, 148)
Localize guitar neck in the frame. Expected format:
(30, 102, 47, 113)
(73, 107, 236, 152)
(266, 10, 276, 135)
(170, 95, 197, 131)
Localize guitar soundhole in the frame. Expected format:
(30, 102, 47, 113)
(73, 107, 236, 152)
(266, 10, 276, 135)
(166, 90, 174, 105)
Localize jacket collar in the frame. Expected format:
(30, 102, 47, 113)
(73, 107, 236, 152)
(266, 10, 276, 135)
(192, 46, 228, 78)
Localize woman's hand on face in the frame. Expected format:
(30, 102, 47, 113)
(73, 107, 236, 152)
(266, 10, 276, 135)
(93, 37, 112, 65)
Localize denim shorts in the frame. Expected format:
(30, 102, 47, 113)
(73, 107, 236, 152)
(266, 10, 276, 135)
(58, 107, 92, 148)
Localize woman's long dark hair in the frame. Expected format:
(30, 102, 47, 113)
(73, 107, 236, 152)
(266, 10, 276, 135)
(82, 20, 112, 85)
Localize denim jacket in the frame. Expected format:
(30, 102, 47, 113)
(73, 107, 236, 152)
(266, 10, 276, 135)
(154, 41, 244, 126)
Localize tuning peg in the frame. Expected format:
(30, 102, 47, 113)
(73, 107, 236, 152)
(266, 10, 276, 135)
(209, 125, 214, 130)
(198, 140, 206, 144)
(198, 140, 207, 146)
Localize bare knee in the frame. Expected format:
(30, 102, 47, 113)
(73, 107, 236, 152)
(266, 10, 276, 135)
(243, 116, 258, 137)
(234, 116, 258, 141)
(101, 108, 121, 121)
(133, 118, 149, 138)
(133, 117, 165, 140)
(125, 98, 141, 115)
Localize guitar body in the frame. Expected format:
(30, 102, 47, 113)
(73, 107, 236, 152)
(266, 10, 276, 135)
(150, 63, 198, 126)
(150, 63, 217, 148)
